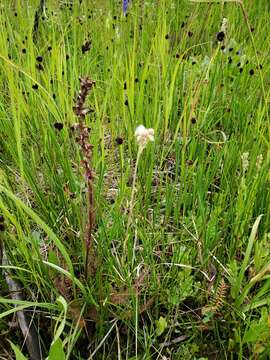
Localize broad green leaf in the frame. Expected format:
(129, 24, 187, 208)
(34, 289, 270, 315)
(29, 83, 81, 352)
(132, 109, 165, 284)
(48, 338, 65, 360)
(53, 296, 68, 342)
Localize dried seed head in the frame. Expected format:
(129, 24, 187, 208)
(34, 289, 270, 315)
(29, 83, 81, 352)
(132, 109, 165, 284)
(82, 40, 92, 54)
(217, 31, 225, 42)
(116, 136, 124, 145)
(54, 122, 64, 131)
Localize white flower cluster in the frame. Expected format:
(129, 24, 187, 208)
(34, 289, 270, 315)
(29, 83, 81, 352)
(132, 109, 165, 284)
(221, 18, 228, 34)
(135, 125, 154, 148)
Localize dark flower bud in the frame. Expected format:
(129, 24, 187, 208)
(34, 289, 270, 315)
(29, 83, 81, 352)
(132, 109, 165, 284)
(82, 41, 92, 54)
(115, 137, 124, 145)
(217, 31, 225, 42)
(54, 122, 64, 131)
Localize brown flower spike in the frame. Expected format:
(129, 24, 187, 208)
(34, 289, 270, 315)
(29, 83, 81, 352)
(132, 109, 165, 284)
(72, 76, 96, 280)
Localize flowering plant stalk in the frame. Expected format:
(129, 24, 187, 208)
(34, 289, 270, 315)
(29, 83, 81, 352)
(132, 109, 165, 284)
(72, 76, 96, 280)
(123, 125, 154, 260)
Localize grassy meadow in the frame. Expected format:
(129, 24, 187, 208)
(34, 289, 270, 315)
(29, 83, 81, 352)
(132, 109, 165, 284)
(0, 0, 270, 359)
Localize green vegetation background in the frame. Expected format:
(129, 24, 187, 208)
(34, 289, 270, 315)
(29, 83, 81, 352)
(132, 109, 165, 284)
(0, 0, 269, 359)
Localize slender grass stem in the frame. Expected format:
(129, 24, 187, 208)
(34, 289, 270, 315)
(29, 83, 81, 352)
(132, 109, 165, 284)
(123, 146, 143, 262)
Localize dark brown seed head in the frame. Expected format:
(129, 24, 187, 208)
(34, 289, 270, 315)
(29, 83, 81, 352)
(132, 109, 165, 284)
(82, 40, 91, 54)
(36, 63, 44, 71)
(115, 137, 124, 145)
(217, 31, 225, 42)
(54, 122, 64, 130)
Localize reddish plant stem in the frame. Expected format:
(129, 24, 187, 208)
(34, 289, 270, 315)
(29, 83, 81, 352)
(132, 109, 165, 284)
(85, 178, 95, 279)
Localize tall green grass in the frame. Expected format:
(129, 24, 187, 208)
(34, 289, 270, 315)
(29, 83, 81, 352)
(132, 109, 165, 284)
(0, 0, 269, 358)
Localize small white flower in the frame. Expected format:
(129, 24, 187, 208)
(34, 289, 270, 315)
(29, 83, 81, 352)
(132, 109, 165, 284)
(221, 18, 228, 34)
(135, 125, 154, 148)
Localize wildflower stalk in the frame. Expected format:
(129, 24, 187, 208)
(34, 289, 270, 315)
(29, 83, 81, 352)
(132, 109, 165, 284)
(72, 76, 96, 280)
(123, 146, 143, 258)
(123, 125, 154, 261)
